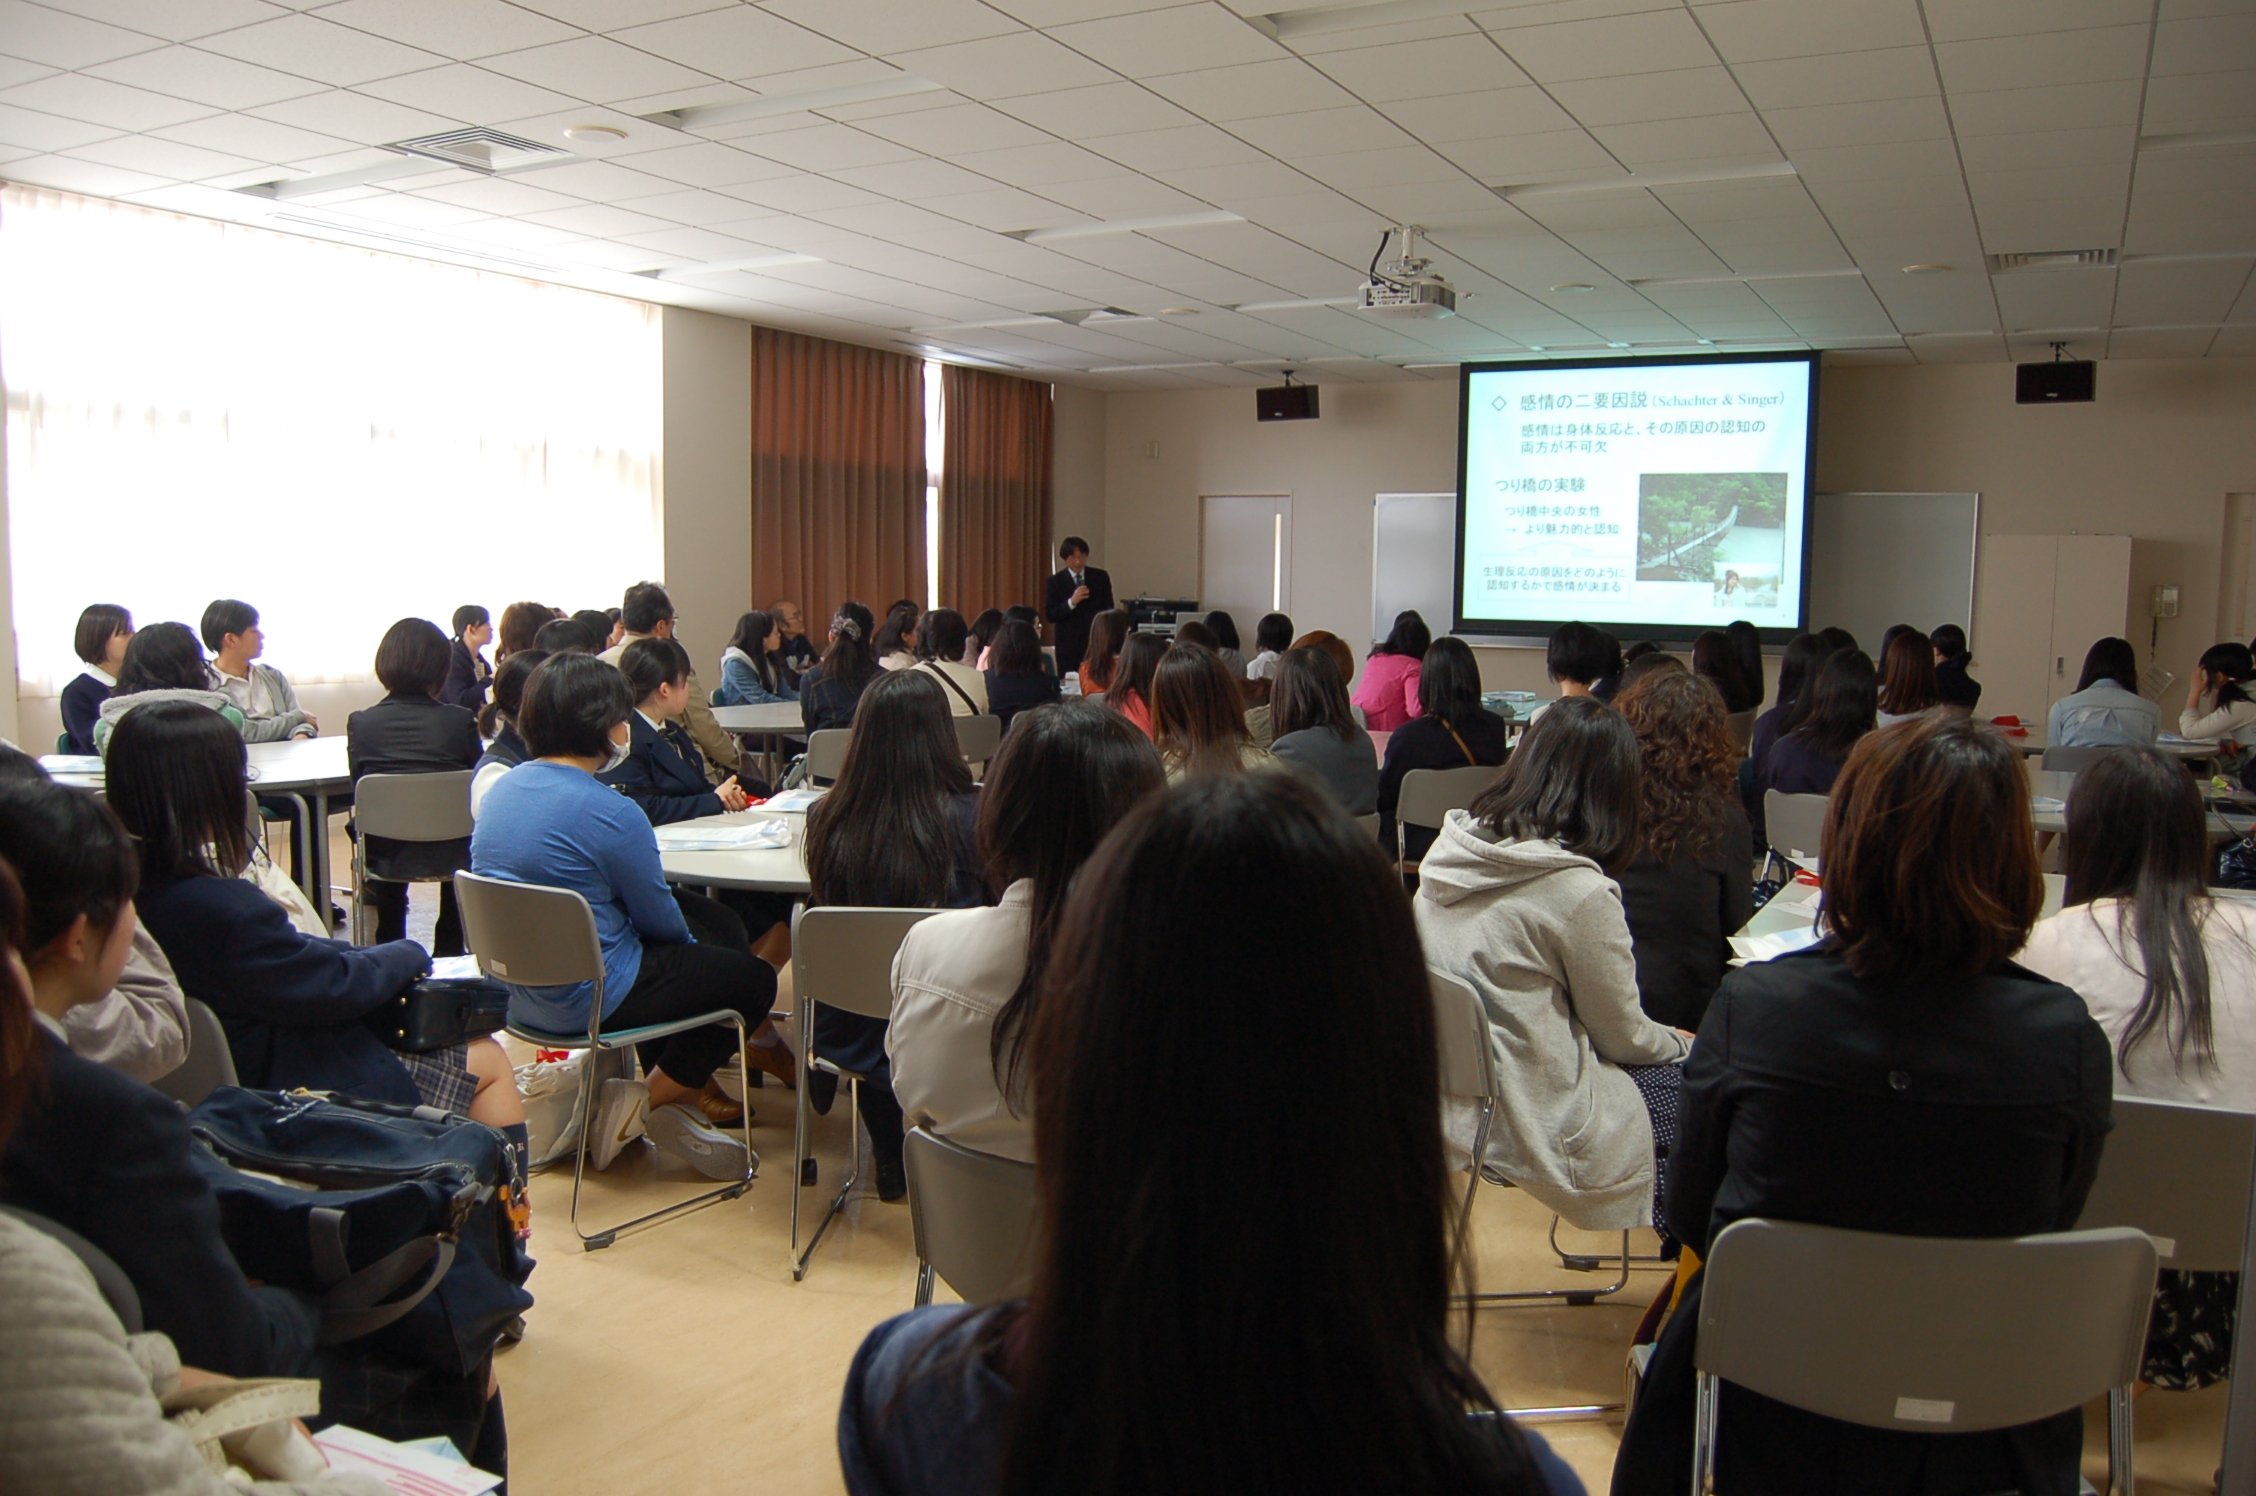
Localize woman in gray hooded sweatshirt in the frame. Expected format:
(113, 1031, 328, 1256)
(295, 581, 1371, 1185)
(1413, 694, 1693, 1238)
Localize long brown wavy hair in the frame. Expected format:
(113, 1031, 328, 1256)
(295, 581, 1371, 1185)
(1615, 663, 1736, 865)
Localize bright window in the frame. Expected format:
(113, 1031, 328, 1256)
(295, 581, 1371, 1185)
(923, 359, 943, 609)
(1, 185, 663, 694)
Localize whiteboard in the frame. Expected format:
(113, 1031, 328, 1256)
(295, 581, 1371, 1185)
(1373, 492, 1457, 645)
(1807, 492, 1979, 652)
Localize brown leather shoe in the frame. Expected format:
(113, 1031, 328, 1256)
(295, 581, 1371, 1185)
(696, 1082, 747, 1127)
(749, 1039, 798, 1091)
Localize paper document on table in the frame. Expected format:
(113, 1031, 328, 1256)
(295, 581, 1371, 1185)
(2030, 796, 2066, 814)
(761, 786, 828, 813)
(1728, 923, 1825, 963)
(655, 817, 792, 852)
(311, 1425, 501, 1496)
(38, 755, 102, 773)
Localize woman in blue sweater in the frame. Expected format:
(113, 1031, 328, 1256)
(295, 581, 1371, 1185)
(471, 652, 789, 1178)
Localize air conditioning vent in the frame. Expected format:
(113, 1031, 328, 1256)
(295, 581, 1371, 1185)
(1985, 249, 2120, 273)
(383, 128, 567, 175)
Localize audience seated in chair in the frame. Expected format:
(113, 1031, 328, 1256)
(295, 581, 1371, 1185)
(1151, 643, 1275, 781)
(200, 598, 316, 741)
(909, 608, 988, 717)
(602, 636, 756, 825)
(441, 604, 493, 711)
(1103, 631, 1164, 740)
(800, 602, 881, 737)
(839, 771, 1585, 1496)
(1746, 633, 1829, 799)
(92, 622, 256, 756)
(347, 618, 482, 956)
(1750, 647, 1876, 847)
(495, 600, 552, 662)
(599, 582, 738, 784)
(804, 670, 986, 1202)
(873, 604, 920, 673)
(1614, 713, 2112, 1496)
(1376, 637, 1510, 868)
(1352, 610, 1428, 732)
(470, 649, 546, 819)
(889, 703, 1164, 1164)
(1874, 629, 1942, 726)
(1074, 608, 1130, 699)
(1242, 610, 1292, 688)
(1266, 645, 1377, 814)
(61, 603, 132, 757)
(715, 610, 798, 707)
(982, 619, 1059, 734)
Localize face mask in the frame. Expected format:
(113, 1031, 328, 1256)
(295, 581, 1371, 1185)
(602, 729, 631, 774)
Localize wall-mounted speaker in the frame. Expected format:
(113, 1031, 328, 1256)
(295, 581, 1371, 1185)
(2016, 360, 2095, 404)
(1257, 383, 1320, 421)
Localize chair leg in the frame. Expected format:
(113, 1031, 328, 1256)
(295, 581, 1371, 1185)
(2108, 1384, 2136, 1496)
(789, 1001, 867, 1282)
(1691, 1371, 1720, 1495)
(565, 1023, 755, 1252)
(1550, 1214, 1673, 1273)
(914, 1261, 934, 1307)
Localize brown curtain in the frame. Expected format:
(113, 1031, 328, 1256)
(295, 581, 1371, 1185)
(939, 364, 1053, 620)
(749, 326, 926, 625)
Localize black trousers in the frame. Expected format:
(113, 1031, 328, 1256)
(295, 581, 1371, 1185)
(809, 1010, 905, 1169)
(361, 879, 464, 956)
(603, 889, 777, 1089)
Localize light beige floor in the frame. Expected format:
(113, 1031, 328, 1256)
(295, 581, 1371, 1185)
(347, 863, 2228, 1496)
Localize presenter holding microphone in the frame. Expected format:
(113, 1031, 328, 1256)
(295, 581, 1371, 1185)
(1044, 536, 1114, 679)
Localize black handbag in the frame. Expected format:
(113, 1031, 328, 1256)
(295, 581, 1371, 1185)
(2217, 834, 2256, 890)
(368, 975, 510, 1053)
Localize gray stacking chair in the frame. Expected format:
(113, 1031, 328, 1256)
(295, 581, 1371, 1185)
(904, 1126, 1039, 1307)
(152, 998, 238, 1109)
(1691, 1219, 2157, 1496)
(805, 728, 852, 783)
(789, 904, 938, 1281)
(1353, 812, 1382, 845)
(0, 1207, 142, 1331)
(1396, 765, 1504, 871)
(953, 713, 1003, 764)
(1761, 789, 1829, 863)
(349, 771, 473, 946)
(455, 871, 754, 1251)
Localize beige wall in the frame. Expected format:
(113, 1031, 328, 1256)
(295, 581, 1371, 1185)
(1051, 382, 1106, 566)
(660, 306, 754, 678)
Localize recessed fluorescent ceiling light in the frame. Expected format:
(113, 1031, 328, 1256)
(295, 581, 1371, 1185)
(1250, 0, 1498, 40)
(1088, 361, 1225, 373)
(2138, 128, 2256, 152)
(1497, 162, 1797, 201)
(564, 124, 627, 143)
(1009, 210, 1243, 243)
(1630, 268, 1864, 288)
(913, 307, 1149, 333)
(639, 253, 820, 280)
(266, 213, 559, 273)
(645, 75, 942, 131)
(1230, 296, 1358, 312)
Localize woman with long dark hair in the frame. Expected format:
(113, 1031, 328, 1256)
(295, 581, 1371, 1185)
(874, 603, 920, 672)
(1874, 629, 1941, 724)
(984, 619, 1061, 733)
(2182, 640, 2256, 747)
(716, 610, 796, 706)
(1614, 665, 1753, 1031)
(2023, 746, 2256, 1395)
(912, 608, 988, 717)
(1417, 696, 1692, 1238)
(1376, 637, 1510, 865)
(1616, 715, 2110, 1496)
(1724, 618, 1764, 711)
(1204, 609, 1246, 678)
(1151, 644, 1273, 779)
(1076, 609, 1130, 697)
(1689, 629, 1757, 715)
(1753, 648, 1877, 844)
(347, 617, 482, 953)
(1747, 632, 1828, 784)
(804, 670, 984, 1200)
(888, 704, 1165, 1163)
(1106, 631, 1166, 738)
(1268, 646, 1377, 812)
(2047, 637, 2158, 747)
(800, 601, 881, 735)
(1353, 610, 1428, 732)
(840, 772, 1581, 1496)
(966, 609, 1006, 669)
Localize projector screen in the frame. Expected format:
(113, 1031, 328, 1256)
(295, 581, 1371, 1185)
(1454, 351, 1818, 644)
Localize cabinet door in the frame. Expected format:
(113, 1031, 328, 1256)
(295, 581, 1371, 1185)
(1972, 534, 2059, 722)
(2047, 536, 2133, 710)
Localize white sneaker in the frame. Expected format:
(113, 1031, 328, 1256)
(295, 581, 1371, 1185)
(588, 1078, 648, 1171)
(644, 1102, 753, 1181)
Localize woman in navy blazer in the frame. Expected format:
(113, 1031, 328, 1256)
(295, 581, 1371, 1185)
(348, 619, 483, 953)
(60, 603, 132, 755)
(601, 636, 760, 825)
(105, 699, 433, 1107)
(440, 604, 493, 711)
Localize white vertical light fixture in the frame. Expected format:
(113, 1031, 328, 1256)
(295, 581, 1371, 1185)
(1272, 513, 1283, 611)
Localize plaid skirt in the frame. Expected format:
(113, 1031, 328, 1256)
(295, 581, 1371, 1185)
(396, 1044, 478, 1118)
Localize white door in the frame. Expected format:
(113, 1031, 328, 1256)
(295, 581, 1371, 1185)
(2220, 494, 2256, 643)
(2047, 535, 2133, 710)
(1972, 534, 2059, 722)
(1201, 495, 1292, 635)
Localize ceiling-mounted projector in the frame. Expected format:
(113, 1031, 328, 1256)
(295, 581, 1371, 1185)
(1359, 224, 1455, 320)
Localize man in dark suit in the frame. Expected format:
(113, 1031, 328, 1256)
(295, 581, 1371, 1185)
(1042, 536, 1114, 680)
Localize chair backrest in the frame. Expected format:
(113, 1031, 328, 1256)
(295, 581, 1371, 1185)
(1725, 709, 1756, 755)
(151, 997, 237, 1109)
(792, 905, 937, 1021)
(806, 728, 852, 782)
(354, 771, 474, 843)
(1697, 1218, 2156, 1432)
(1398, 765, 1502, 832)
(455, 872, 605, 994)
(1429, 969, 1494, 1103)
(1762, 789, 1829, 860)
(954, 714, 1002, 763)
(2039, 744, 2109, 774)
(904, 1126, 1040, 1304)
(0, 1206, 143, 1332)
(2077, 1095, 2256, 1273)
(1351, 704, 1367, 729)
(1353, 812, 1382, 845)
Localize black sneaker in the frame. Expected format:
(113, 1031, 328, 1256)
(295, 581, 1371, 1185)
(875, 1156, 907, 1203)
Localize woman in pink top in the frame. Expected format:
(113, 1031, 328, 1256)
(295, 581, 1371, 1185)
(1107, 632, 1165, 739)
(1353, 612, 1430, 733)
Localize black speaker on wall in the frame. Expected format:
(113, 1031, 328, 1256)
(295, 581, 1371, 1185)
(2017, 359, 2095, 404)
(1257, 383, 1320, 421)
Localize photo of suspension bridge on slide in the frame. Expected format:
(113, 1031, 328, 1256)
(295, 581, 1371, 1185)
(1636, 472, 1789, 607)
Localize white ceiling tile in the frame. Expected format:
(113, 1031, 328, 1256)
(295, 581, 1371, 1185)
(546, 235, 675, 267)
(33, 0, 289, 43)
(1150, 156, 1313, 199)
(910, 182, 1079, 229)
(1294, 140, 1467, 189)
(609, 221, 775, 257)
(611, 137, 801, 186)
(734, 120, 919, 171)
(64, 130, 260, 177)
(0, 72, 215, 129)
(2114, 256, 2252, 323)
(1305, 36, 1532, 101)
(478, 35, 714, 102)
(888, 31, 1117, 98)
(1488, 10, 1717, 82)
(196, 13, 447, 85)
(1959, 123, 2134, 172)
(0, 56, 56, 89)
(502, 156, 674, 198)
(1791, 138, 1962, 183)
(717, 170, 889, 212)
(1437, 127, 1614, 182)
(1049, 3, 1281, 76)
(0, 99, 123, 149)
(1225, 105, 1414, 158)
(2108, 327, 2221, 357)
(1356, 173, 1527, 222)
(151, 108, 354, 160)
(1692, 0, 1926, 62)
(321, 189, 491, 226)
(1946, 78, 2143, 135)
(828, 156, 999, 198)
(851, 102, 1053, 155)
(1082, 121, 1265, 171)
(991, 80, 1196, 135)
(1933, 26, 2151, 93)
(313, 0, 582, 57)
(1142, 58, 1355, 119)
(84, 45, 328, 109)
(409, 172, 584, 213)
(1284, 13, 1478, 55)
(607, 7, 859, 80)
(517, 198, 677, 234)
(2141, 69, 2256, 132)
(353, 63, 580, 121)
(442, 213, 586, 247)
(1548, 67, 1752, 126)
(2152, 12, 2256, 74)
(1379, 88, 1577, 143)
(1764, 95, 1952, 151)
(947, 139, 1124, 185)
(1588, 112, 1774, 166)
(610, 183, 779, 221)
(3, 151, 168, 193)
(504, 0, 732, 29)
(1991, 270, 2117, 329)
(249, 88, 455, 142)
(0, 0, 163, 68)
(758, 0, 1020, 54)
(1730, 47, 1936, 110)
(818, 85, 971, 122)
(1036, 171, 1206, 215)
(1924, 0, 2154, 42)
